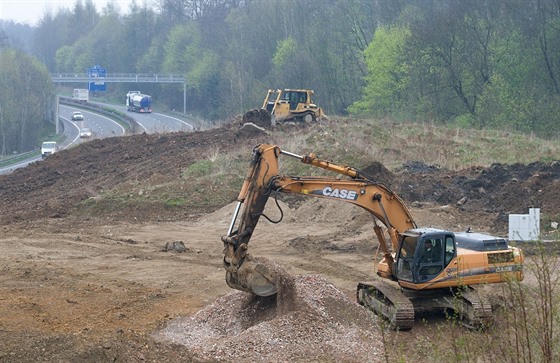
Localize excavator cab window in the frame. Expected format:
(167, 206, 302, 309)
(415, 236, 446, 281)
(399, 233, 456, 283)
(394, 235, 418, 282)
(445, 236, 456, 265)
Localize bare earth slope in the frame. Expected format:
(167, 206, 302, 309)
(2, 121, 558, 228)
(0, 120, 559, 362)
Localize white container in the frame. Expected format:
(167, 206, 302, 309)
(508, 208, 540, 241)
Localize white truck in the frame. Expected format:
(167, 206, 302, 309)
(73, 89, 89, 102)
(41, 141, 58, 159)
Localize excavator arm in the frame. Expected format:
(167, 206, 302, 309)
(221, 144, 416, 296)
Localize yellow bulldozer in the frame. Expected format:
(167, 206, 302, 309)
(242, 89, 326, 128)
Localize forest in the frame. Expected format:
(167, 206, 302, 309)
(1, 0, 560, 155)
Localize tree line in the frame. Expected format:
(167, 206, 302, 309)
(0, 47, 54, 156)
(1, 0, 559, 155)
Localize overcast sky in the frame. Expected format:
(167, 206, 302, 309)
(0, 0, 132, 26)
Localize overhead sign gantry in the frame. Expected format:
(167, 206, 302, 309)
(88, 65, 106, 92)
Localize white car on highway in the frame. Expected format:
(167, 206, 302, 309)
(80, 128, 92, 138)
(71, 111, 84, 121)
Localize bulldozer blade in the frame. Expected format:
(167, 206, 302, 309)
(225, 254, 279, 296)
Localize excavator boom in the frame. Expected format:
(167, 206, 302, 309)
(221, 144, 415, 295)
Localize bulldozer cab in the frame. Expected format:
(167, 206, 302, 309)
(264, 89, 310, 111)
(281, 90, 308, 110)
(394, 230, 456, 283)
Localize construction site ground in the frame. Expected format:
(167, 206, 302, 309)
(0, 119, 559, 362)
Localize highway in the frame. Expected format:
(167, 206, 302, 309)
(60, 105, 127, 141)
(100, 102, 195, 133)
(0, 101, 195, 175)
(0, 104, 122, 174)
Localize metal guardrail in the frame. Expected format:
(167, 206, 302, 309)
(52, 73, 185, 83)
(0, 149, 38, 163)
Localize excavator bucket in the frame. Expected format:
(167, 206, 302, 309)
(225, 254, 279, 296)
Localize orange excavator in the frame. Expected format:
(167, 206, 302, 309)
(221, 144, 524, 330)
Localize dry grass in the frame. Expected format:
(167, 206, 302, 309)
(245, 117, 560, 173)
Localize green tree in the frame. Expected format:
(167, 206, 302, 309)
(162, 24, 192, 74)
(163, 24, 220, 116)
(33, 0, 101, 72)
(478, 29, 560, 137)
(0, 48, 54, 155)
(271, 37, 305, 86)
(348, 25, 410, 117)
(527, 0, 560, 95)
(54, 45, 74, 73)
(33, 12, 70, 72)
(121, 2, 161, 72)
(0, 28, 9, 48)
(136, 38, 165, 73)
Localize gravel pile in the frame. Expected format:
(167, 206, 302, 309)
(155, 267, 384, 362)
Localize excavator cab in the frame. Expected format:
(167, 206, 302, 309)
(394, 229, 456, 284)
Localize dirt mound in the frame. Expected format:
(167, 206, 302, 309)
(360, 161, 395, 186)
(0, 126, 260, 224)
(394, 161, 560, 231)
(241, 108, 272, 129)
(155, 274, 383, 362)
